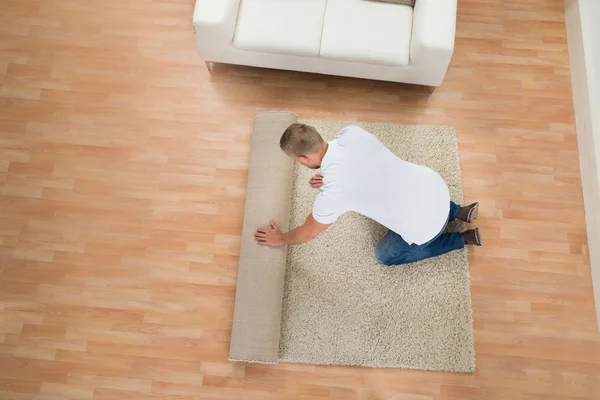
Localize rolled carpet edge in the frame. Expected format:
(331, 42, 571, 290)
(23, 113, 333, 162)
(228, 111, 298, 364)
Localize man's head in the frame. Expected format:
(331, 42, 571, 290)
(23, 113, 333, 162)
(280, 123, 327, 169)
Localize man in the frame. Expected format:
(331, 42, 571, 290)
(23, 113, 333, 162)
(254, 123, 482, 265)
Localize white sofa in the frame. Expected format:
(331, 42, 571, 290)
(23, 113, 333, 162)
(193, 0, 457, 87)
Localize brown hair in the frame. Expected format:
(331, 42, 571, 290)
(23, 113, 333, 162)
(280, 123, 324, 157)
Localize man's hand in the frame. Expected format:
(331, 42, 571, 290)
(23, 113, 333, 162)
(255, 215, 331, 247)
(254, 221, 285, 247)
(309, 174, 324, 189)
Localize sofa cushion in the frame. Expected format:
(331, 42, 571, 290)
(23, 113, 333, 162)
(370, 0, 416, 7)
(233, 0, 327, 57)
(320, 0, 413, 67)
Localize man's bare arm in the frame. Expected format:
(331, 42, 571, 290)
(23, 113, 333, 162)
(281, 213, 330, 245)
(254, 214, 331, 247)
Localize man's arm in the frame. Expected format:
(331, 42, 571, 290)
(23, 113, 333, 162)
(254, 214, 331, 247)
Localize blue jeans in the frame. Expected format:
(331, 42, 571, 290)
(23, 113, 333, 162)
(374, 201, 465, 266)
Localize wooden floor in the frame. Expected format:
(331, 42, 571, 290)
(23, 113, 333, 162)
(1, 0, 599, 399)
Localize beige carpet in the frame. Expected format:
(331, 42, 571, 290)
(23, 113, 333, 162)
(279, 121, 476, 372)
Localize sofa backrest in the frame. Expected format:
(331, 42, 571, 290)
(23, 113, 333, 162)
(368, 0, 416, 7)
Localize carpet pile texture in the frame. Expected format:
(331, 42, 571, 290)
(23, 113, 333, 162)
(279, 120, 476, 372)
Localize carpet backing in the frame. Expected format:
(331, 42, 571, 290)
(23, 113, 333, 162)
(230, 113, 475, 372)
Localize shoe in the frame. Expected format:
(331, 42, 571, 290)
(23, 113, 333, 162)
(463, 228, 482, 246)
(456, 202, 479, 223)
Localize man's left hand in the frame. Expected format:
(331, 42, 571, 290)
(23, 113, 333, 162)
(254, 221, 285, 247)
(309, 174, 324, 189)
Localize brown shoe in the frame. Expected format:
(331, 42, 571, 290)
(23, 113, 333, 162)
(456, 202, 479, 223)
(463, 228, 482, 246)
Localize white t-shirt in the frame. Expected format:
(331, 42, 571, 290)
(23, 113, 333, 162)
(313, 126, 450, 245)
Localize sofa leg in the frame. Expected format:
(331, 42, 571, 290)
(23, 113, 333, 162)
(205, 61, 213, 72)
(427, 86, 436, 94)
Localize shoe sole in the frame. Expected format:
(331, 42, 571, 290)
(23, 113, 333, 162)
(467, 202, 479, 223)
(474, 228, 482, 246)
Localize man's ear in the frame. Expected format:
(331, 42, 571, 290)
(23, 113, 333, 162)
(298, 155, 309, 164)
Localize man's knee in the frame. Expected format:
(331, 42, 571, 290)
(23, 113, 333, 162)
(374, 248, 398, 266)
(374, 230, 412, 266)
(375, 247, 415, 266)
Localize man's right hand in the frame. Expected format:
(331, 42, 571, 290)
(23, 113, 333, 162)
(309, 174, 324, 189)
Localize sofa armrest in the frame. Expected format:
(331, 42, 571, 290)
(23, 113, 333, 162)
(193, 0, 241, 59)
(410, 0, 458, 86)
